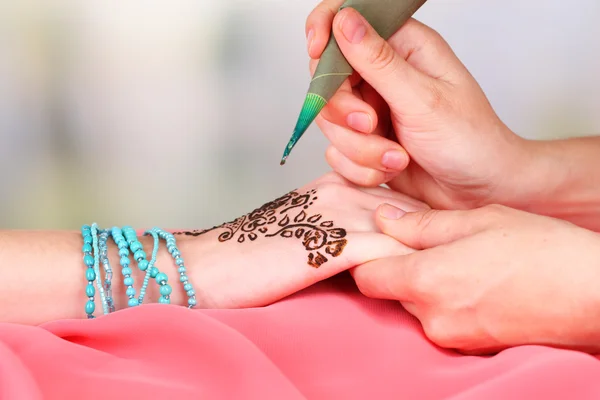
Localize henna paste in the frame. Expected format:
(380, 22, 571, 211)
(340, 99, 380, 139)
(174, 189, 348, 268)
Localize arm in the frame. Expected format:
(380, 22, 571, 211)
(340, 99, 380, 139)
(504, 136, 600, 231)
(0, 230, 191, 325)
(0, 172, 422, 326)
(304, 4, 600, 230)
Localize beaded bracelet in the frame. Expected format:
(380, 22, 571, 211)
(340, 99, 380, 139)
(81, 223, 198, 318)
(145, 228, 197, 308)
(98, 229, 115, 313)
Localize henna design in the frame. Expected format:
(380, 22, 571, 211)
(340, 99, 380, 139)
(174, 189, 347, 268)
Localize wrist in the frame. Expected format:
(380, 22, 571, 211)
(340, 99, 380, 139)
(491, 134, 569, 214)
(492, 137, 559, 211)
(498, 137, 600, 230)
(104, 231, 198, 311)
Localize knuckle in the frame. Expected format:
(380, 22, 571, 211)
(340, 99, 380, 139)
(308, 2, 337, 26)
(351, 146, 372, 166)
(422, 316, 456, 348)
(367, 40, 397, 72)
(414, 209, 441, 248)
(426, 26, 447, 49)
(354, 276, 377, 299)
(355, 168, 385, 187)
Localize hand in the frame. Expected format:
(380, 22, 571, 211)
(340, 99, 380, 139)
(176, 172, 428, 308)
(351, 203, 600, 354)
(306, 1, 530, 209)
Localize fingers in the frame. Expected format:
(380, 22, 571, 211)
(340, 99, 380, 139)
(305, 0, 346, 59)
(325, 145, 396, 188)
(350, 254, 418, 302)
(310, 58, 379, 134)
(319, 92, 378, 134)
(332, 8, 437, 115)
(374, 205, 502, 250)
(319, 118, 409, 176)
(339, 232, 415, 273)
(357, 82, 391, 138)
(359, 186, 430, 212)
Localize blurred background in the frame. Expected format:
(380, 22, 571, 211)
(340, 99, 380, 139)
(1, 0, 599, 229)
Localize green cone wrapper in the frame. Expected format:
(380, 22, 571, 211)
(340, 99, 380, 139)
(281, 0, 428, 165)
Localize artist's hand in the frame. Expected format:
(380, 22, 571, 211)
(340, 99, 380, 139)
(351, 203, 600, 354)
(306, 1, 530, 209)
(176, 172, 428, 309)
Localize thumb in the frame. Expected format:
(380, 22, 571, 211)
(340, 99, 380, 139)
(376, 204, 494, 250)
(332, 8, 436, 113)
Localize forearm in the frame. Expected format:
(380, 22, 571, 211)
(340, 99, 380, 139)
(0, 230, 192, 325)
(505, 136, 600, 231)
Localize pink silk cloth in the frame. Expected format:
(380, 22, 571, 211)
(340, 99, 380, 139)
(1, 274, 599, 399)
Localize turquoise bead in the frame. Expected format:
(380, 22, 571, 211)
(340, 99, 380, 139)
(175, 258, 184, 265)
(86, 284, 95, 297)
(130, 241, 142, 252)
(83, 235, 92, 244)
(133, 250, 145, 260)
(177, 267, 186, 273)
(86, 269, 96, 281)
(128, 298, 139, 307)
(118, 248, 129, 257)
(155, 272, 168, 284)
(159, 284, 172, 296)
(179, 275, 188, 283)
(184, 283, 193, 291)
(120, 256, 130, 266)
(82, 224, 91, 231)
(121, 267, 132, 276)
(138, 260, 149, 271)
(158, 297, 170, 305)
(188, 298, 197, 306)
(149, 267, 159, 278)
(167, 245, 176, 254)
(126, 287, 136, 297)
(186, 289, 195, 297)
(117, 240, 128, 249)
(83, 255, 94, 266)
(85, 300, 96, 314)
(82, 243, 92, 253)
(124, 277, 134, 286)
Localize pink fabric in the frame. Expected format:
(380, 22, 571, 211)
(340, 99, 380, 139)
(1, 274, 600, 399)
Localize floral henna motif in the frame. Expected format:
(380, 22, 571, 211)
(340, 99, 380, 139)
(174, 189, 348, 268)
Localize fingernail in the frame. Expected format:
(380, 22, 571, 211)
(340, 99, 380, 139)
(340, 10, 366, 44)
(307, 29, 314, 54)
(379, 203, 405, 220)
(346, 112, 372, 133)
(381, 150, 407, 171)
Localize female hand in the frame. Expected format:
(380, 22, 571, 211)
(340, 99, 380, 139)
(352, 203, 600, 354)
(177, 172, 428, 308)
(0, 172, 426, 325)
(306, 1, 531, 210)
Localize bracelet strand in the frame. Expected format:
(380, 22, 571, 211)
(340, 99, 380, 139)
(81, 223, 197, 318)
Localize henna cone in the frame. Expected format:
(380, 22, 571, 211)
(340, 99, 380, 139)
(280, 0, 428, 165)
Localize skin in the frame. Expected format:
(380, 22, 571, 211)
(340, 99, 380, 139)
(353, 203, 600, 355)
(0, 172, 426, 326)
(306, 1, 600, 354)
(306, 0, 600, 231)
